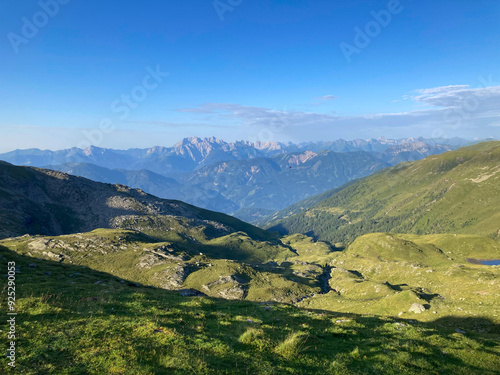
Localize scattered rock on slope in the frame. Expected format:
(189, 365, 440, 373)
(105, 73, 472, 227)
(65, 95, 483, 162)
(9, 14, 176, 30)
(409, 303, 426, 313)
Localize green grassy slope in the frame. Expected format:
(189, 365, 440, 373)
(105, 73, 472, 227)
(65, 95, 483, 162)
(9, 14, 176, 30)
(266, 141, 500, 244)
(299, 233, 500, 319)
(2, 144, 500, 374)
(1, 245, 499, 374)
(2, 228, 499, 320)
(0, 229, 320, 304)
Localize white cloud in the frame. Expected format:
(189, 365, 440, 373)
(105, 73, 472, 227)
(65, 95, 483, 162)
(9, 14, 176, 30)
(177, 103, 339, 128)
(176, 85, 500, 140)
(124, 120, 232, 129)
(413, 85, 500, 110)
(315, 95, 337, 101)
(415, 85, 469, 97)
(5, 85, 498, 153)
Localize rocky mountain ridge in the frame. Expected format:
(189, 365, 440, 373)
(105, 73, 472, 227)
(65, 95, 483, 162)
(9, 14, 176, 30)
(0, 136, 470, 174)
(0, 161, 271, 241)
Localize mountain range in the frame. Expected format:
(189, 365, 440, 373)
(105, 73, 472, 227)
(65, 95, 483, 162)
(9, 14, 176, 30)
(0, 136, 471, 172)
(0, 136, 474, 221)
(0, 160, 330, 302)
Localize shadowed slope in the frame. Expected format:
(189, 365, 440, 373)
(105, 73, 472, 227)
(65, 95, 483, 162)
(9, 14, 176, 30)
(0, 161, 275, 242)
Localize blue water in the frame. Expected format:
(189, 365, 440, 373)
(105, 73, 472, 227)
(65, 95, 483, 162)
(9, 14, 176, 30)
(480, 260, 500, 266)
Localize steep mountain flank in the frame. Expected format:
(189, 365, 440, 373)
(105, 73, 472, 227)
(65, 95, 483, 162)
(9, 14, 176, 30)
(266, 141, 500, 244)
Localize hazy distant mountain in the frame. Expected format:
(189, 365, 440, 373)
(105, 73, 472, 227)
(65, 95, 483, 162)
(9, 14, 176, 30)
(0, 146, 135, 170)
(376, 142, 455, 165)
(43, 151, 388, 220)
(295, 136, 471, 154)
(0, 137, 294, 175)
(0, 136, 471, 173)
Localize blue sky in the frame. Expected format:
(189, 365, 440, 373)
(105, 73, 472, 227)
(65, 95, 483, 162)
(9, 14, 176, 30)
(1, 0, 500, 152)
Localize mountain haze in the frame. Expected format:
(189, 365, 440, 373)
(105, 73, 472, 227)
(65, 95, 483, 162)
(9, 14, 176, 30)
(181, 150, 389, 212)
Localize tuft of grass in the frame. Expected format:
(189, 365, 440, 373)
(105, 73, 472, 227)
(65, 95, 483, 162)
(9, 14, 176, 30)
(238, 328, 269, 350)
(274, 331, 309, 359)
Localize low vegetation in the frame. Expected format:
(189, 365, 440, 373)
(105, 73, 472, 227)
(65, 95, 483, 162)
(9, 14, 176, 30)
(1, 246, 499, 374)
(298, 233, 500, 320)
(0, 229, 320, 304)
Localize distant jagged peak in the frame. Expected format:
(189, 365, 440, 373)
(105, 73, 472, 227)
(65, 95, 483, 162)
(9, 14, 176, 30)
(286, 151, 318, 166)
(174, 136, 226, 148)
(391, 141, 427, 149)
(206, 136, 226, 144)
(375, 136, 418, 144)
(145, 145, 169, 155)
(383, 141, 452, 155)
(172, 137, 229, 161)
(247, 140, 287, 151)
(82, 145, 107, 157)
(375, 136, 395, 145)
(1, 136, 473, 157)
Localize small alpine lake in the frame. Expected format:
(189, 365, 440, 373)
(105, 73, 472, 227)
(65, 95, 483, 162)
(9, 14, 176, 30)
(466, 258, 500, 266)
